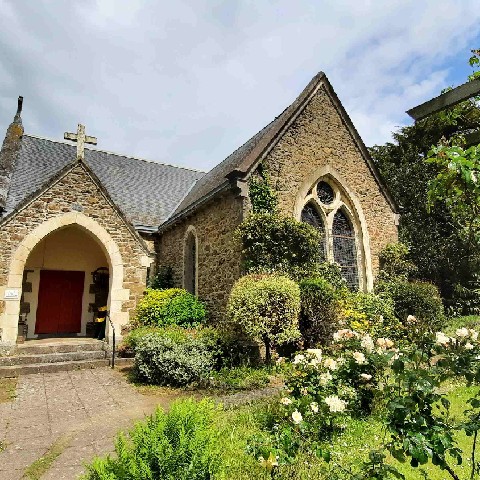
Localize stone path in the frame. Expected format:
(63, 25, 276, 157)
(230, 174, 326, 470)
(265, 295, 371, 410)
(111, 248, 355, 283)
(0, 368, 170, 480)
(0, 368, 281, 480)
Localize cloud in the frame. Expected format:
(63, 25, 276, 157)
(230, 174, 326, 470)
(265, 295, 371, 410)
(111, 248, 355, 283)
(0, 0, 479, 171)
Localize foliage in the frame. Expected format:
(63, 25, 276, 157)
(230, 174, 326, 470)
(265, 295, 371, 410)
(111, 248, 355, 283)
(377, 243, 417, 282)
(376, 280, 444, 331)
(135, 288, 206, 328)
(119, 326, 165, 357)
(338, 291, 400, 341)
(82, 399, 221, 480)
(227, 274, 301, 362)
(248, 167, 278, 214)
(314, 261, 348, 290)
(427, 142, 480, 247)
(133, 327, 220, 386)
(206, 366, 271, 391)
(299, 277, 339, 346)
(369, 80, 480, 309)
(236, 213, 321, 279)
(148, 265, 174, 290)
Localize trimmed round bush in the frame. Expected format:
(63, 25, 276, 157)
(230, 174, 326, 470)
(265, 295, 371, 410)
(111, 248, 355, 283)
(134, 327, 219, 386)
(135, 288, 206, 327)
(227, 274, 301, 361)
(376, 280, 444, 329)
(299, 277, 339, 346)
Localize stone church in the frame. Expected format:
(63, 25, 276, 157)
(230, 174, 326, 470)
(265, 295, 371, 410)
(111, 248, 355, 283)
(0, 72, 398, 346)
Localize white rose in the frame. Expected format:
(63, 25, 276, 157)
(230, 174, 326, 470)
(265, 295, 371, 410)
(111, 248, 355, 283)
(360, 373, 372, 381)
(435, 332, 450, 346)
(324, 358, 338, 370)
(291, 410, 303, 424)
(280, 397, 292, 405)
(361, 335, 375, 353)
(456, 328, 469, 338)
(310, 402, 319, 413)
(465, 342, 474, 350)
(353, 351, 367, 365)
(406, 315, 417, 323)
(293, 354, 305, 364)
(319, 372, 333, 386)
(324, 395, 347, 413)
(470, 330, 478, 341)
(306, 348, 322, 361)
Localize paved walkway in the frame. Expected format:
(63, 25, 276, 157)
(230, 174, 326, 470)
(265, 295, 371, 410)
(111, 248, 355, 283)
(0, 368, 170, 480)
(0, 368, 280, 480)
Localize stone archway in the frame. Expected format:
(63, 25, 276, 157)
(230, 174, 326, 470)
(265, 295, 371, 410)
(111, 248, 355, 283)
(1, 212, 128, 344)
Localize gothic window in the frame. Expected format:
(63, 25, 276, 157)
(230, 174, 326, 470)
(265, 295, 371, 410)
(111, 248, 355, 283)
(317, 181, 334, 205)
(332, 209, 358, 289)
(301, 203, 326, 261)
(184, 230, 197, 295)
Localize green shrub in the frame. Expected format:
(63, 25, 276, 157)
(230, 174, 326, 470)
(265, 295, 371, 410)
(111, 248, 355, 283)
(135, 288, 206, 328)
(236, 213, 321, 279)
(134, 327, 219, 386)
(82, 399, 221, 480)
(376, 280, 444, 330)
(207, 366, 271, 391)
(249, 169, 278, 214)
(338, 291, 401, 340)
(148, 265, 174, 289)
(377, 242, 417, 282)
(314, 262, 348, 290)
(119, 326, 164, 357)
(227, 274, 301, 362)
(299, 277, 339, 346)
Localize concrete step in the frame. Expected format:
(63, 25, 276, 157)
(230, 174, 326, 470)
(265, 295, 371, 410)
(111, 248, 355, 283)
(0, 359, 111, 378)
(15, 340, 105, 355)
(0, 349, 107, 367)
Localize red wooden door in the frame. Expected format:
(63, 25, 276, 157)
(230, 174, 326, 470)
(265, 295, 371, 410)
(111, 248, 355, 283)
(35, 270, 85, 334)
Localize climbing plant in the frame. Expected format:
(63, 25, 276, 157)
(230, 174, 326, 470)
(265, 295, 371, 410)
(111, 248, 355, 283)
(248, 165, 278, 214)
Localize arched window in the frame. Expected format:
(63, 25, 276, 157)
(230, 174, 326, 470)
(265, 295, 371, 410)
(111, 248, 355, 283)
(332, 209, 358, 290)
(184, 230, 197, 295)
(301, 203, 326, 261)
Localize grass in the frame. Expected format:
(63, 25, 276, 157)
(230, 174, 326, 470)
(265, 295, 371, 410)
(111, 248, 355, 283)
(0, 377, 17, 403)
(445, 315, 480, 335)
(22, 436, 70, 480)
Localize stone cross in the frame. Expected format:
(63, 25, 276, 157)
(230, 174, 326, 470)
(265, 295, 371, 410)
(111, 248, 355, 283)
(64, 124, 97, 161)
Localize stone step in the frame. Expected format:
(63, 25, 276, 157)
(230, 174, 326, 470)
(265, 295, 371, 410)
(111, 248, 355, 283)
(0, 359, 111, 378)
(0, 349, 107, 367)
(15, 340, 105, 356)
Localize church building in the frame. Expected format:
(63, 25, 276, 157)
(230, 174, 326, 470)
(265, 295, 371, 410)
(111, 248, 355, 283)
(0, 72, 398, 346)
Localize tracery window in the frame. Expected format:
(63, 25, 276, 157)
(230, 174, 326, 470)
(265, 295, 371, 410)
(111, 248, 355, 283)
(300, 203, 326, 262)
(332, 209, 358, 289)
(184, 229, 197, 295)
(300, 178, 361, 290)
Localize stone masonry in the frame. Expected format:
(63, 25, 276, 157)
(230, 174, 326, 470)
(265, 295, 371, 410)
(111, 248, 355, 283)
(0, 162, 152, 342)
(262, 83, 398, 275)
(159, 191, 244, 322)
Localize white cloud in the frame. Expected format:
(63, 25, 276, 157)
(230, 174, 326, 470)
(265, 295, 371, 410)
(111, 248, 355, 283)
(0, 0, 479, 169)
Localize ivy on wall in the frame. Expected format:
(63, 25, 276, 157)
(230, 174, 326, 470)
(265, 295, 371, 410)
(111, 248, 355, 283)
(248, 165, 278, 214)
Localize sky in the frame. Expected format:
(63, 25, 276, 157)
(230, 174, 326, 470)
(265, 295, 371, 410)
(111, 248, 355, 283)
(0, 0, 479, 172)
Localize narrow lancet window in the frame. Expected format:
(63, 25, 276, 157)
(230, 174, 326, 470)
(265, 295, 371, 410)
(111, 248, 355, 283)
(332, 209, 358, 289)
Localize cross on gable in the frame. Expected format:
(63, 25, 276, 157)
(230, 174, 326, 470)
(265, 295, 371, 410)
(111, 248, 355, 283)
(64, 124, 97, 161)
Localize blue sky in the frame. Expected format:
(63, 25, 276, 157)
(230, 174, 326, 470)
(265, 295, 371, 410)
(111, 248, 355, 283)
(0, 0, 479, 172)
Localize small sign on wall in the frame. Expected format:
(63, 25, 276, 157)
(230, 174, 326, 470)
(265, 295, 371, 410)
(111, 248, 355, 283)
(4, 289, 20, 300)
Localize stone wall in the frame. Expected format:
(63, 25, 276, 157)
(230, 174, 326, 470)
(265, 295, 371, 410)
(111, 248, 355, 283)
(262, 83, 398, 277)
(158, 191, 244, 322)
(0, 162, 152, 342)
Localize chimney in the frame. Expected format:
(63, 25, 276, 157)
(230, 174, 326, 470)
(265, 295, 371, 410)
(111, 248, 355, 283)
(0, 96, 24, 214)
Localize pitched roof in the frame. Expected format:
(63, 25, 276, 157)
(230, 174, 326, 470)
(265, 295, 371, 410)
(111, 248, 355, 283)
(169, 72, 399, 224)
(3, 135, 204, 228)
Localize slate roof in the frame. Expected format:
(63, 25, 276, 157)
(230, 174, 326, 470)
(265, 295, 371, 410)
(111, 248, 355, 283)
(3, 135, 204, 228)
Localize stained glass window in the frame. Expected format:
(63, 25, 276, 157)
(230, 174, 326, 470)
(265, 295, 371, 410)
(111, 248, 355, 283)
(301, 203, 326, 261)
(184, 232, 197, 295)
(317, 181, 335, 205)
(332, 209, 359, 289)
